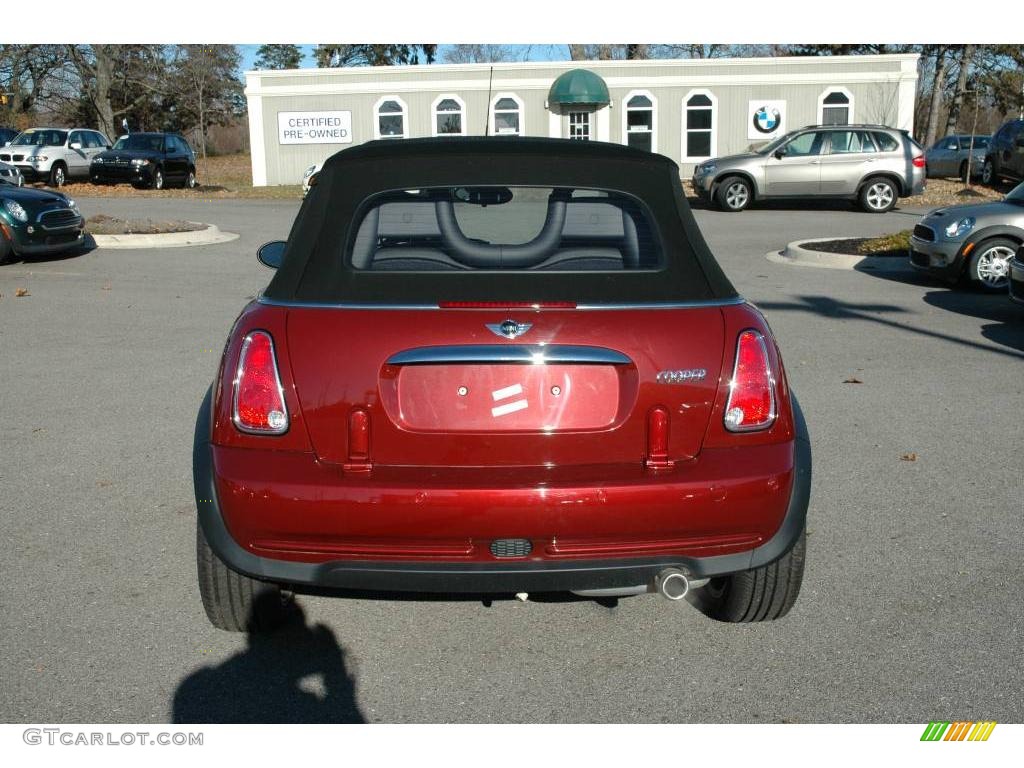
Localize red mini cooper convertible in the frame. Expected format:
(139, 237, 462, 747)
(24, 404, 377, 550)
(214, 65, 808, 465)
(194, 138, 810, 631)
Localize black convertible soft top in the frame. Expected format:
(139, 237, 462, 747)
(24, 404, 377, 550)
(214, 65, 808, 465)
(265, 137, 737, 304)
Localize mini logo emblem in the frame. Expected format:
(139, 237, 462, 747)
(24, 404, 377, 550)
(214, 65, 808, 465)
(487, 319, 532, 339)
(657, 368, 707, 384)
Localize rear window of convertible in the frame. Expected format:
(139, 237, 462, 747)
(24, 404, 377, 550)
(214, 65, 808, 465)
(347, 186, 663, 272)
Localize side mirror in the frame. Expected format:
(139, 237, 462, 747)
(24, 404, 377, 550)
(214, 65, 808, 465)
(1016, 136, 1024, 148)
(69, 141, 82, 150)
(3, 141, 9, 147)
(773, 148, 786, 160)
(257, 241, 286, 270)
(105, 144, 112, 150)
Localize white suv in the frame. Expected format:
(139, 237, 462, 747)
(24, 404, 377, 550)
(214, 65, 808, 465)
(1, 127, 112, 187)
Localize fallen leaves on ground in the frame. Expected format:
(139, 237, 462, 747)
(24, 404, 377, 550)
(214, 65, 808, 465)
(15, 288, 29, 297)
(900, 452, 918, 462)
(843, 377, 864, 384)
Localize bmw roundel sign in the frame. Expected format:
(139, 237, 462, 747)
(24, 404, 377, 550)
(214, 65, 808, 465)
(747, 100, 786, 139)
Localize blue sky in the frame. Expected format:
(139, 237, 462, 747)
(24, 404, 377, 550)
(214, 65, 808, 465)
(237, 44, 566, 71)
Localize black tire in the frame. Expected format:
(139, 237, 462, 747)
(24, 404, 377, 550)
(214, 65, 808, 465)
(0, 229, 15, 265)
(196, 519, 291, 632)
(184, 168, 196, 189)
(151, 167, 164, 190)
(958, 160, 970, 183)
(716, 176, 752, 212)
(688, 529, 806, 622)
(858, 176, 897, 213)
(49, 162, 67, 188)
(981, 159, 995, 186)
(967, 237, 1017, 292)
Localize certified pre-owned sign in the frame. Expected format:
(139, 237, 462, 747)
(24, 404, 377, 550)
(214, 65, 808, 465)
(278, 111, 352, 145)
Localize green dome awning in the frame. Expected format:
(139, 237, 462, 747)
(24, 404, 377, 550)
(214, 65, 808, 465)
(548, 69, 610, 107)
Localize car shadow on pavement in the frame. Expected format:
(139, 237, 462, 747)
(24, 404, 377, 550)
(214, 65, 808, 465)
(171, 595, 365, 724)
(758, 293, 1024, 359)
(850, 265, 1024, 355)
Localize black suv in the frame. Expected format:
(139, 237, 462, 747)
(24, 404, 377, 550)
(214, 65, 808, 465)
(90, 132, 196, 190)
(0, 127, 18, 146)
(982, 119, 1024, 187)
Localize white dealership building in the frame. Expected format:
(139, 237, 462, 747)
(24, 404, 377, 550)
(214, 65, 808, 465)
(244, 53, 920, 186)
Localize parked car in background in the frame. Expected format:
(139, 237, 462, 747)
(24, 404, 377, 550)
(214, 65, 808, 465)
(195, 137, 810, 632)
(1009, 245, 1024, 305)
(981, 119, 1024, 188)
(0, 160, 23, 186)
(0, 127, 19, 146)
(692, 124, 925, 213)
(925, 134, 990, 181)
(0, 127, 111, 187)
(0, 173, 84, 264)
(910, 181, 1024, 291)
(90, 132, 197, 190)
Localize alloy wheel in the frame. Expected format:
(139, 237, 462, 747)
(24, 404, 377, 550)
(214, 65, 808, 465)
(53, 166, 65, 187)
(153, 170, 163, 190)
(975, 245, 1014, 289)
(866, 182, 894, 211)
(982, 161, 994, 185)
(725, 182, 749, 210)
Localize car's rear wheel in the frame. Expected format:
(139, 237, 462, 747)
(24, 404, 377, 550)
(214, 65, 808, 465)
(967, 237, 1017, 291)
(981, 159, 995, 186)
(184, 168, 196, 189)
(196, 519, 292, 632)
(49, 162, 67, 188)
(859, 177, 897, 213)
(716, 177, 751, 212)
(688, 529, 806, 622)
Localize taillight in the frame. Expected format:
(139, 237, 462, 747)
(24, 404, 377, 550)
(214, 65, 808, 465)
(232, 331, 289, 434)
(912, 156, 926, 168)
(723, 330, 776, 432)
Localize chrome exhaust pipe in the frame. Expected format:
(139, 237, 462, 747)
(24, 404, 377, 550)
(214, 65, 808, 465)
(655, 568, 690, 600)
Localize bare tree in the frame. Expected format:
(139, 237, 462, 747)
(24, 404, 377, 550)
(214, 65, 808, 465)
(64, 45, 167, 138)
(443, 45, 518, 64)
(173, 45, 242, 159)
(923, 46, 951, 147)
(944, 45, 977, 136)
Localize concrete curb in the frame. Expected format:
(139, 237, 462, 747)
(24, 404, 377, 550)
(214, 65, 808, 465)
(766, 237, 910, 272)
(90, 222, 239, 249)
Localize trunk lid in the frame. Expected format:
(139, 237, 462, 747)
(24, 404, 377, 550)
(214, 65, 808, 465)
(285, 307, 725, 468)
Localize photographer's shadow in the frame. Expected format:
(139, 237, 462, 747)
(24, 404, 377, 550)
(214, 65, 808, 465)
(173, 595, 365, 723)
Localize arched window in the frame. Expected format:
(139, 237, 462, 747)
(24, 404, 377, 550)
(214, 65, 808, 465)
(819, 88, 853, 126)
(683, 90, 716, 160)
(624, 91, 655, 152)
(433, 95, 465, 136)
(375, 97, 407, 139)
(491, 94, 524, 136)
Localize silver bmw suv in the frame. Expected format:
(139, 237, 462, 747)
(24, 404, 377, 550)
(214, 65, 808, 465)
(692, 125, 926, 213)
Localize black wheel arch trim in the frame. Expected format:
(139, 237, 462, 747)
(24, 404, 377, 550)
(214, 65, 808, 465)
(711, 171, 759, 200)
(193, 387, 810, 592)
(957, 227, 1024, 275)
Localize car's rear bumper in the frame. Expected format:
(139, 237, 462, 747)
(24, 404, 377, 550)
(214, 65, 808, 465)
(193, 390, 811, 593)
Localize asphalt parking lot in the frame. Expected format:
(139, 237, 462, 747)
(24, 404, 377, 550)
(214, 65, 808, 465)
(1, 195, 1021, 723)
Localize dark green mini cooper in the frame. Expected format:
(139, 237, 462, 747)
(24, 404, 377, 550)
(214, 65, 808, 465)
(0, 176, 84, 264)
